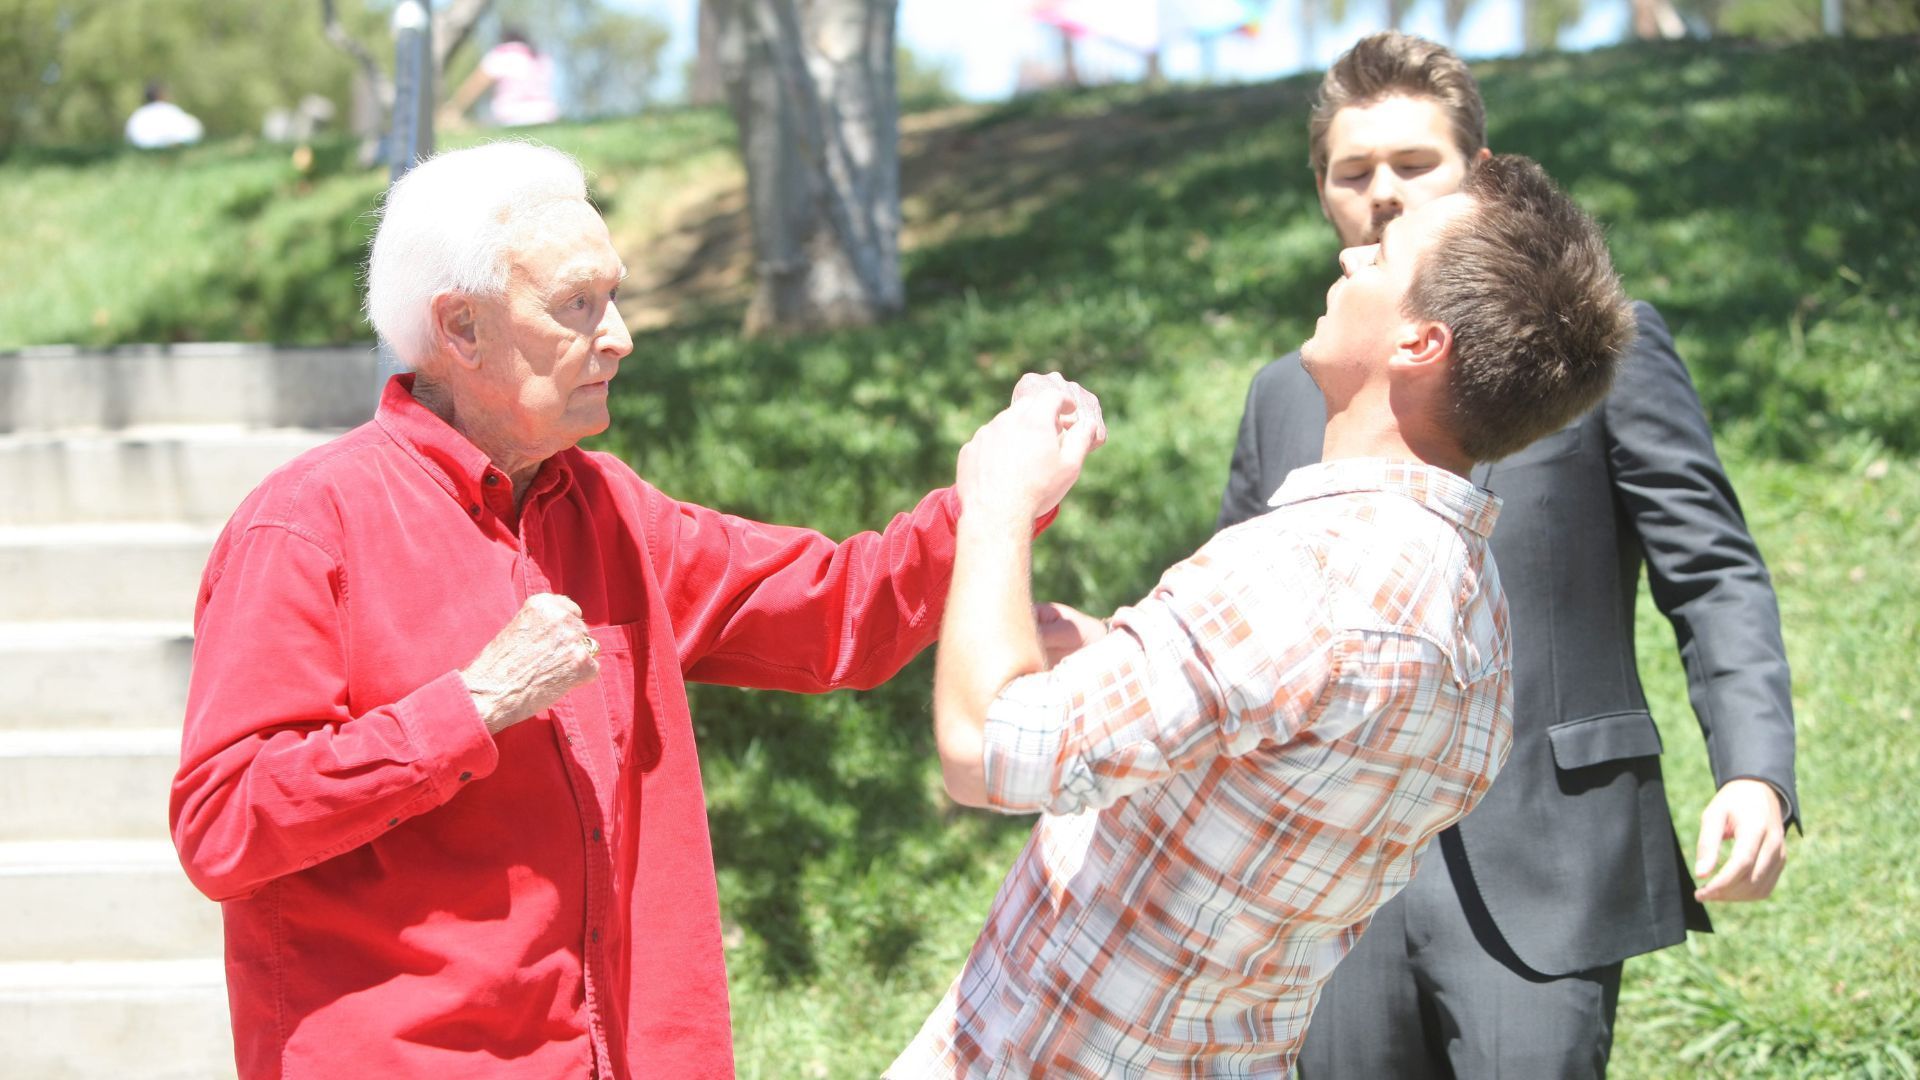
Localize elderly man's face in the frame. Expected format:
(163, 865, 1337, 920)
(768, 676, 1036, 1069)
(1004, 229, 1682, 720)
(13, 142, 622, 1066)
(471, 199, 631, 454)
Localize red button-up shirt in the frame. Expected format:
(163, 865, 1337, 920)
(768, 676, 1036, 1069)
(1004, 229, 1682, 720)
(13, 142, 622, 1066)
(172, 376, 961, 1079)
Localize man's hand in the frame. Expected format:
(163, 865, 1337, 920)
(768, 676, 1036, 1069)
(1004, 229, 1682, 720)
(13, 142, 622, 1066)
(1693, 777, 1788, 902)
(956, 372, 1106, 524)
(1034, 602, 1108, 669)
(461, 593, 601, 735)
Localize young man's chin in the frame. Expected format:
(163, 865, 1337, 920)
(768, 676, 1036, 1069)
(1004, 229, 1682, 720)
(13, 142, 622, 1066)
(1299, 336, 1322, 373)
(1297, 340, 1347, 401)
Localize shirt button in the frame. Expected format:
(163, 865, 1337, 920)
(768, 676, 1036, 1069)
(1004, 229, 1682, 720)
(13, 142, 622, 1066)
(458, 771, 473, 781)
(484, 474, 499, 486)
(590, 928, 601, 944)
(388, 817, 400, 827)
(468, 504, 480, 516)
(591, 827, 602, 842)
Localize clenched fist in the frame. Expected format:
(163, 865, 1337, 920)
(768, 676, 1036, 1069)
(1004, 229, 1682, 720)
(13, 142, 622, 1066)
(461, 593, 601, 735)
(956, 372, 1107, 525)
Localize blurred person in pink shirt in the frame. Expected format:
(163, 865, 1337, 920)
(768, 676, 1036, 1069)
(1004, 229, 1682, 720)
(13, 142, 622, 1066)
(444, 26, 560, 129)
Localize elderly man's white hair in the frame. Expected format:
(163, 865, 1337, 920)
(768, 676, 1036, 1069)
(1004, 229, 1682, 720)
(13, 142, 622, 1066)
(367, 140, 589, 370)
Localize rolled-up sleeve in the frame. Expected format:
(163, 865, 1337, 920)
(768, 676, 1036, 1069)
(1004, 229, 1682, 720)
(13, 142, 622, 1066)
(982, 547, 1334, 816)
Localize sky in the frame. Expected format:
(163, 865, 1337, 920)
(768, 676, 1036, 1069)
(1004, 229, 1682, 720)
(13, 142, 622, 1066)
(611, 0, 1633, 103)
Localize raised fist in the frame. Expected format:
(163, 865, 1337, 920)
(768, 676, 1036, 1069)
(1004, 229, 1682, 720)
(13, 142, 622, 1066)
(460, 593, 602, 735)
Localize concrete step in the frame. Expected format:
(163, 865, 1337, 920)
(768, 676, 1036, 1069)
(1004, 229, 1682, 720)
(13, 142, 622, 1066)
(0, 342, 380, 434)
(0, 958, 236, 1079)
(0, 729, 178, 841)
(0, 523, 215, 622)
(0, 841, 220, 961)
(0, 620, 193, 729)
(3, 426, 336, 525)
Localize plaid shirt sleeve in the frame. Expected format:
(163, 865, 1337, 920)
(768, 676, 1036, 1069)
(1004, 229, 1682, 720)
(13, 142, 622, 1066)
(981, 543, 1337, 816)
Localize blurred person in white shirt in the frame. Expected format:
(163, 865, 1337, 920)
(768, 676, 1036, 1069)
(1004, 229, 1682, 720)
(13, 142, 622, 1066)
(126, 81, 203, 149)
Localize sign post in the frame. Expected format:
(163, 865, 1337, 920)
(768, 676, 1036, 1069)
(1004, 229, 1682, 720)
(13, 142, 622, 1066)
(378, 0, 435, 385)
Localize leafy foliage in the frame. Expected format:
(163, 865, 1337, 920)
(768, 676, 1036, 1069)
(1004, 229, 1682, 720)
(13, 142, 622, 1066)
(0, 0, 379, 147)
(1716, 0, 1920, 38)
(897, 44, 962, 112)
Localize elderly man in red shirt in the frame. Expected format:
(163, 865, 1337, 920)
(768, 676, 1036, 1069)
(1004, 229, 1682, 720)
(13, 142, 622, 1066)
(170, 139, 1103, 1080)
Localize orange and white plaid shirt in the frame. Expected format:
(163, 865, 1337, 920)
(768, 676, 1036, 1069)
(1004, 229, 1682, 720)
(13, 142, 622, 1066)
(890, 459, 1513, 1080)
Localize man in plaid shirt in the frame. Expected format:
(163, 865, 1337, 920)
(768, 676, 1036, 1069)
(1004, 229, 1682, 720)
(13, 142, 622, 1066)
(890, 156, 1633, 1079)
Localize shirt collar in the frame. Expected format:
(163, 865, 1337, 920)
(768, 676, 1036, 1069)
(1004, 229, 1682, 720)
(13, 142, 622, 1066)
(1268, 458, 1501, 538)
(373, 374, 575, 515)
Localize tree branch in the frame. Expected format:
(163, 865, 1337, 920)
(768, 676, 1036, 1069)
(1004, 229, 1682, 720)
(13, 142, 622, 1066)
(319, 0, 392, 107)
(434, 0, 497, 72)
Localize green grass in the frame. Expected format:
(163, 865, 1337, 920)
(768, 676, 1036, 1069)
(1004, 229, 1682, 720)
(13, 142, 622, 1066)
(1616, 451, 1920, 1079)
(6, 36, 1916, 1078)
(0, 109, 736, 349)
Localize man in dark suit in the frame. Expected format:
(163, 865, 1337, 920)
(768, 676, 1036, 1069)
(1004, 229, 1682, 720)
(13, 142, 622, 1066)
(1214, 32, 1798, 1078)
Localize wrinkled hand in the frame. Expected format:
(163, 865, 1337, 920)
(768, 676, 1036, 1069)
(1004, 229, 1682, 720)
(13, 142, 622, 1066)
(957, 372, 1106, 523)
(461, 593, 601, 735)
(1034, 602, 1108, 669)
(1693, 778, 1787, 902)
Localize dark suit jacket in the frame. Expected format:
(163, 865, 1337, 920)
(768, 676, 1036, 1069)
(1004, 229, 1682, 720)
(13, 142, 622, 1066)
(1217, 302, 1797, 976)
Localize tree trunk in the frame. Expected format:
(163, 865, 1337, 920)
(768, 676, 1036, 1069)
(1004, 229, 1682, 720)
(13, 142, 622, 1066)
(1443, 0, 1473, 43)
(691, 1, 726, 106)
(1057, 27, 1081, 88)
(1143, 49, 1164, 86)
(1630, 0, 1688, 37)
(320, 0, 390, 142)
(432, 0, 494, 72)
(716, 0, 903, 336)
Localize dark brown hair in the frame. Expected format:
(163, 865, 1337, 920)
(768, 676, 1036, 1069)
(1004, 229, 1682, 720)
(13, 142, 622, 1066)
(1407, 155, 1632, 462)
(1308, 32, 1486, 178)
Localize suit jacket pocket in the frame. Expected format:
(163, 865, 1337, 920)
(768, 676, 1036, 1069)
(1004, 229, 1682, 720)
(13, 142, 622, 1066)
(1547, 709, 1663, 770)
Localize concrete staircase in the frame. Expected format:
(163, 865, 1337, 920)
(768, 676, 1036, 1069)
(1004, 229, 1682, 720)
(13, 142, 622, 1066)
(0, 344, 378, 1080)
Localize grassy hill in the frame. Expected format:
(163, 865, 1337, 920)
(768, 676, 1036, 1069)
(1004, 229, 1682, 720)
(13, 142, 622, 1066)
(4, 36, 1915, 1077)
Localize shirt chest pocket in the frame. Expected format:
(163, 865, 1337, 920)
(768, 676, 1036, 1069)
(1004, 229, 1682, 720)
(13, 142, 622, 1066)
(576, 620, 661, 779)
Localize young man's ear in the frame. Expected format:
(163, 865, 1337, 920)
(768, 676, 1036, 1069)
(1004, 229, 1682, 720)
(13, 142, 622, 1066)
(1390, 318, 1453, 378)
(431, 292, 482, 370)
